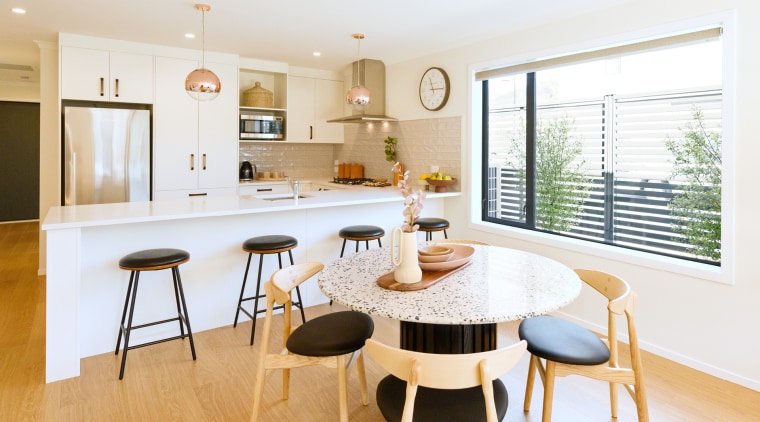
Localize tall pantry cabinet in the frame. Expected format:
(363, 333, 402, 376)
(153, 56, 238, 199)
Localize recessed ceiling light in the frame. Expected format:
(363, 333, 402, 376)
(11, 7, 27, 14)
(313, 52, 321, 57)
(185, 33, 196, 39)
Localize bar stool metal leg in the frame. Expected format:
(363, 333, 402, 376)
(118, 270, 141, 380)
(233, 253, 255, 327)
(173, 266, 196, 359)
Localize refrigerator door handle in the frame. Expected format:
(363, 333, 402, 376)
(190, 154, 195, 171)
(71, 152, 77, 205)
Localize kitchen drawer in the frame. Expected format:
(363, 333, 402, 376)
(239, 183, 289, 196)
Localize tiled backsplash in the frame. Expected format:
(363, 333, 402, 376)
(238, 143, 335, 180)
(239, 116, 461, 188)
(336, 117, 461, 184)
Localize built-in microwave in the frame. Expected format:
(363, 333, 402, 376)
(240, 114, 284, 140)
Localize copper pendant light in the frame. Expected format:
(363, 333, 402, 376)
(185, 4, 221, 101)
(346, 33, 371, 111)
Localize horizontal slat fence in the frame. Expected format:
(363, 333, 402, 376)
(486, 89, 721, 261)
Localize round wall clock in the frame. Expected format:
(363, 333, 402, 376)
(419, 67, 450, 111)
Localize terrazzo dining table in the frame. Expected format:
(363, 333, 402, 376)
(318, 244, 582, 353)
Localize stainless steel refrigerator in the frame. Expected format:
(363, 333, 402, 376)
(62, 102, 151, 206)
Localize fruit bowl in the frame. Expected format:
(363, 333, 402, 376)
(425, 178, 457, 192)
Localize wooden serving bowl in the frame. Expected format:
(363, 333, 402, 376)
(426, 178, 457, 192)
(418, 245, 454, 263)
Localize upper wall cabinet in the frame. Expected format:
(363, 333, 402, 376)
(287, 76, 344, 143)
(61, 46, 154, 103)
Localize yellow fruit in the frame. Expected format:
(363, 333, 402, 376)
(443, 175, 452, 180)
(419, 173, 430, 180)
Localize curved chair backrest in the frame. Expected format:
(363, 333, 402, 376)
(365, 339, 527, 422)
(265, 262, 324, 305)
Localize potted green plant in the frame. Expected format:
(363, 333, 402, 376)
(384, 136, 398, 162)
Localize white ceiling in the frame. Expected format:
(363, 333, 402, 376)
(0, 0, 629, 83)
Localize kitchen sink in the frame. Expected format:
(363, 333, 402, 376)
(255, 193, 313, 201)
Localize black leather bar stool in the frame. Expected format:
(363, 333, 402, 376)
(339, 225, 385, 257)
(332, 225, 385, 306)
(416, 218, 450, 241)
(234, 235, 305, 345)
(115, 248, 196, 380)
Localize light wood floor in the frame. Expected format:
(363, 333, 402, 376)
(2, 221, 759, 421)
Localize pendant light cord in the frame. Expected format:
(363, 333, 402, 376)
(201, 9, 206, 69)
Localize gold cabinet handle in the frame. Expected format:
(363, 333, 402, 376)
(114, 78, 119, 97)
(99, 77, 104, 97)
(310, 125, 313, 140)
(188, 193, 207, 197)
(190, 154, 195, 171)
(202, 153, 207, 170)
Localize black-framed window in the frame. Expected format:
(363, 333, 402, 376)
(480, 31, 723, 265)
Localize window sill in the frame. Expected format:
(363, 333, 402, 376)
(471, 220, 732, 285)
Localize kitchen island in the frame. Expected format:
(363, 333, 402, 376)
(41, 186, 458, 382)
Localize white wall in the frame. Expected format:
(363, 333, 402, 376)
(385, 0, 760, 390)
(0, 82, 38, 102)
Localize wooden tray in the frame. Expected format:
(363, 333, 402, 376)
(377, 261, 472, 291)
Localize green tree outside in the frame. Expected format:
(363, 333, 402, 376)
(505, 115, 589, 232)
(666, 106, 722, 261)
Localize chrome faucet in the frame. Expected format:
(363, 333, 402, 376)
(286, 177, 299, 199)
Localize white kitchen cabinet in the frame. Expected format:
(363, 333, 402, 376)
(153, 56, 238, 198)
(61, 46, 153, 103)
(286, 76, 344, 143)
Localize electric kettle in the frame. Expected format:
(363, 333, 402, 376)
(239, 161, 254, 180)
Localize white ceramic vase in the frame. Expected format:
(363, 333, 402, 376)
(390, 226, 422, 284)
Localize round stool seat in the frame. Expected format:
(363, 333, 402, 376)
(118, 248, 190, 271)
(416, 218, 450, 230)
(287, 311, 374, 357)
(243, 235, 298, 253)
(339, 225, 385, 240)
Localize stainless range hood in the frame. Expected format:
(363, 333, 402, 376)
(328, 59, 397, 123)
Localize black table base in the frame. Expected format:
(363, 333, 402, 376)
(400, 321, 498, 354)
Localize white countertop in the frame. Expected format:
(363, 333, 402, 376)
(318, 245, 582, 325)
(42, 185, 458, 230)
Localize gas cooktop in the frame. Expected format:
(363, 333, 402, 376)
(331, 177, 391, 187)
(331, 177, 375, 185)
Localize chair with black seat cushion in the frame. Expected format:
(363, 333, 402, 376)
(365, 338, 527, 422)
(115, 248, 196, 380)
(415, 218, 449, 241)
(518, 269, 648, 422)
(338, 225, 385, 257)
(250, 262, 375, 422)
(234, 234, 305, 346)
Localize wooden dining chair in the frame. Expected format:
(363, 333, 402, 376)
(519, 269, 648, 421)
(250, 262, 374, 422)
(364, 338, 527, 422)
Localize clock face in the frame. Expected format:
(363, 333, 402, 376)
(419, 67, 450, 111)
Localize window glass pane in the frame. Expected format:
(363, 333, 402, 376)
(484, 37, 723, 264)
(486, 75, 527, 224)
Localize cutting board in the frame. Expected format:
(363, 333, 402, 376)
(376, 261, 472, 291)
